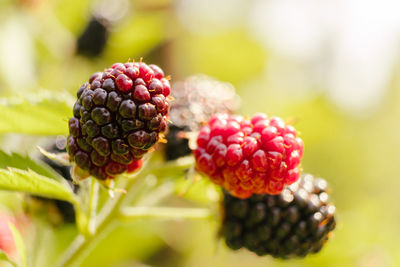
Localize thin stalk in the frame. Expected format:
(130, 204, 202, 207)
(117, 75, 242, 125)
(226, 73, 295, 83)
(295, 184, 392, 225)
(87, 178, 99, 235)
(55, 174, 143, 267)
(56, 156, 195, 267)
(120, 206, 213, 221)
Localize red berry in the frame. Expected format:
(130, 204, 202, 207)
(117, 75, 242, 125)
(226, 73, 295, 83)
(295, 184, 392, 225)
(127, 159, 143, 173)
(149, 79, 163, 95)
(115, 74, 133, 93)
(161, 78, 171, 96)
(149, 64, 164, 79)
(126, 67, 139, 80)
(138, 63, 154, 83)
(111, 63, 124, 69)
(226, 144, 243, 166)
(133, 85, 151, 102)
(89, 72, 102, 83)
(194, 113, 304, 198)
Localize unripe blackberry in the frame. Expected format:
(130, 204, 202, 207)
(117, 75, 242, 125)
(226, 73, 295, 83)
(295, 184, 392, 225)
(67, 61, 171, 180)
(76, 15, 110, 57)
(194, 113, 304, 198)
(165, 75, 240, 160)
(222, 174, 336, 258)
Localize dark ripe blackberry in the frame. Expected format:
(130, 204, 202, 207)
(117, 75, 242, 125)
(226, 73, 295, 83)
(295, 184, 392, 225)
(92, 137, 110, 156)
(103, 78, 116, 91)
(165, 125, 191, 161)
(89, 166, 107, 180)
(111, 139, 129, 155)
(77, 83, 88, 98)
(82, 94, 94, 110)
(74, 151, 91, 170)
(67, 136, 78, 157)
(130, 148, 147, 159)
(67, 61, 170, 180)
(119, 100, 136, 119)
(93, 88, 108, 106)
(138, 103, 157, 120)
(73, 102, 82, 118)
(76, 137, 92, 153)
(90, 150, 108, 167)
(145, 132, 158, 149)
(68, 118, 80, 137)
(101, 123, 119, 139)
(127, 130, 150, 149)
(82, 120, 100, 137)
(221, 174, 336, 258)
(76, 16, 110, 57)
(106, 91, 122, 112)
(111, 153, 133, 165)
(105, 161, 126, 176)
(148, 114, 163, 131)
(91, 107, 111, 125)
(164, 75, 241, 161)
(80, 108, 91, 122)
(121, 119, 144, 132)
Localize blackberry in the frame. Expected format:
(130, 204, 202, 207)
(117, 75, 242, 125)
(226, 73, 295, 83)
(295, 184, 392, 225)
(194, 113, 304, 198)
(67, 61, 171, 180)
(76, 15, 110, 57)
(165, 125, 192, 161)
(165, 75, 240, 160)
(221, 174, 336, 258)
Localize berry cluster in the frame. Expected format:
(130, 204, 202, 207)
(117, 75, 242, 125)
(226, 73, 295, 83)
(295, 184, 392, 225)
(194, 113, 304, 198)
(222, 174, 336, 258)
(165, 75, 240, 160)
(67, 61, 170, 180)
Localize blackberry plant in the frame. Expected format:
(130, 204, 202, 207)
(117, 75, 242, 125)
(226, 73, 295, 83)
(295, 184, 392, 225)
(0, 60, 336, 267)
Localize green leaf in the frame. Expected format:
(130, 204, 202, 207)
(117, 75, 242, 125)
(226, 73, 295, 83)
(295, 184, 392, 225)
(0, 90, 74, 135)
(37, 146, 71, 167)
(8, 223, 26, 267)
(0, 168, 77, 205)
(0, 150, 60, 180)
(0, 250, 17, 267)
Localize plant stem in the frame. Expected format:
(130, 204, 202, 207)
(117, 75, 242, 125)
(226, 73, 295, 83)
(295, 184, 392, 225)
(56, 156, 196, 267)
(87, 178, 99, 235)
(120, 206, 213, 220)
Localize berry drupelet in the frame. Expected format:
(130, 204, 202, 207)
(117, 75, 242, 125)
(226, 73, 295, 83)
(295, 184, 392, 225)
(194, 113, 304, 198)
(222, 174, 336, 258)
(67, 61, 170, 180)
(165, 75, 240, 161)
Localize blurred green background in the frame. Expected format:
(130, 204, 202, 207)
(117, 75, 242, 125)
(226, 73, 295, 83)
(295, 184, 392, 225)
(0, 0, 400, 266)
